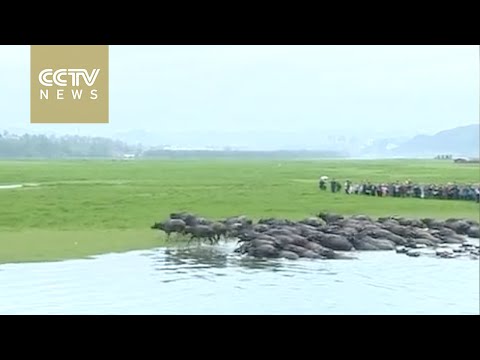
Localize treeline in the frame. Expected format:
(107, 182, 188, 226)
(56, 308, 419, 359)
(0, 132, 141, 158)
(142, 149, 346, 159)
(0, 132, 346, 159)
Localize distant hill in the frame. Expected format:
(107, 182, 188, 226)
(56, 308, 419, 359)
(358, 124, 479, 158)
(391, 124, 479, 157)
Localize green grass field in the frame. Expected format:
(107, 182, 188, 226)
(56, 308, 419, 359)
(1, 159, 479, 264)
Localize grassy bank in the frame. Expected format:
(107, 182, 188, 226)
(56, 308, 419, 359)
(0, 229, 167, 264)
(1, 159, 479, 264)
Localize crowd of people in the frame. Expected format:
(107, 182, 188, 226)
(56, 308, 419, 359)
(318, 177, 480, 203)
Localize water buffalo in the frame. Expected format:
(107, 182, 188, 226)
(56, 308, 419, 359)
(250, 244, 279, 258)
(318, 212, 344, 223)
(211, 222, 228, 241)
(310, 233, 353, 251)
(444, 220, 471, 235)
(184, 225, 216, 245)
(299, 217, 326, 227)
(467, 226, 479, 238)
(279, 251, 300, 260)
(170, 212, 198, 226)
(151, 219, 186, 240)
(352, 235, 395, 250)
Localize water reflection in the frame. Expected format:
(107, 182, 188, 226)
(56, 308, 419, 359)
(163, 246, 229, 268)
(232, 257, 285, 271)
(157, 243, 316, 272)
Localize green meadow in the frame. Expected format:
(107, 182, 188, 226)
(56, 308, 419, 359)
(0, 159, 479, 264)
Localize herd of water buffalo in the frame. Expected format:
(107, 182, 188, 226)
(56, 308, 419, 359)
(151, 212, 480, 260)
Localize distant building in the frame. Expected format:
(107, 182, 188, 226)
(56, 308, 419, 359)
(435, 154, 452, 160)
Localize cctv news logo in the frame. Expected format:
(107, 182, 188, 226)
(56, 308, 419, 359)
(30, 45, 109, 124)
(38, 68, 100, 100)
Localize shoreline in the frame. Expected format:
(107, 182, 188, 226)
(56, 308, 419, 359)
(2, 227, 479, 266)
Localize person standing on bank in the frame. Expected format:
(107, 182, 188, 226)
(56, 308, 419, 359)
(345, 180, 351, 194)
(319, 176, 328, 191)
(330, 179, 337, 193)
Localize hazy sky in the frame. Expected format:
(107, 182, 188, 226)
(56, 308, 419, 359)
(0, 45, 478, 139)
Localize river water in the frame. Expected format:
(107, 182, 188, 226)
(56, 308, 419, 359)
(0, 242, 478, 315)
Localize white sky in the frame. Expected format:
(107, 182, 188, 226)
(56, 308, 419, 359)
(0, 45, 478, 140)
